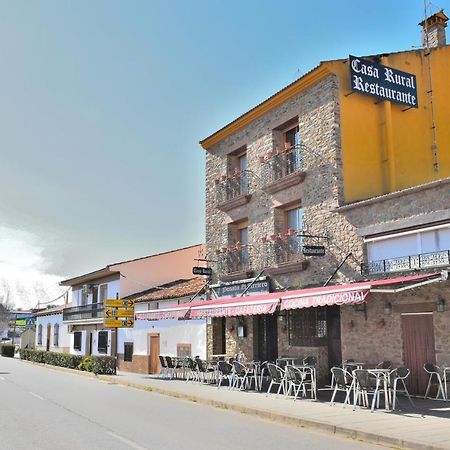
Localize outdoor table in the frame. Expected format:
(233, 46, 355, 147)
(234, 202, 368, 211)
(368, 368, 391, 411)
(277, 357, 296, 366)
(342, 361, 365, 371)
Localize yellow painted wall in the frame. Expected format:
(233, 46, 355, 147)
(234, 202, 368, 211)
(327, 46, 450, 203)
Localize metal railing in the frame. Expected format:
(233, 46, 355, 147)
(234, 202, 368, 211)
(361, 249, 450, 275)
(261, 145, 303, 186)
(217, 245, 250, 275)
(262, 234, 304, 267)
(216, 172, 249, 205)
(63, 303, 104, 322)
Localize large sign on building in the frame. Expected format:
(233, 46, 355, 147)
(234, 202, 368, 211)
(211, 278, 270, 298)
(349, 55, 418, 108)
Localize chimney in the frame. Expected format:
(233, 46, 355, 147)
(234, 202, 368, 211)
(419, 9, 448, 48)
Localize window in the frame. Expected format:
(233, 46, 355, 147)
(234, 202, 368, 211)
(99, 284, 108, 303)
(177, 343, 191, 358)
(92, 286, 98, 304)
(97, 331, 108, 354)
(286, 205, 303, 232)
(124, 342, 133, 362)
(37, 324, 42, 345)
(288, 308, 327, 347)
(80, 290, 87, 306)
(53, 324, 59, 347)
(74, 332, 82, 351)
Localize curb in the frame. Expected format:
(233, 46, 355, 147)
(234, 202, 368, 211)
(18, 359, 448, 450)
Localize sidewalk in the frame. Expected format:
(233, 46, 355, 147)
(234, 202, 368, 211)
(93, 370, 450, 450)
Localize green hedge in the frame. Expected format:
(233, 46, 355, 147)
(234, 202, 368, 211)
(0, 344, 15, 358)
(19, 349, 116, 375)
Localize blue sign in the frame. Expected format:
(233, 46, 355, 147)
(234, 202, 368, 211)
(349, 55, 418, 108)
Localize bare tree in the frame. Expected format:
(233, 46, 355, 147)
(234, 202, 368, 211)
(0, 283, 13, 338)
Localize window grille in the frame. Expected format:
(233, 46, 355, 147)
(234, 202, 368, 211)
(288, 308, 327, 346)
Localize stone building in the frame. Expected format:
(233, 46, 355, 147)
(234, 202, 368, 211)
(197, 10, 450, 391)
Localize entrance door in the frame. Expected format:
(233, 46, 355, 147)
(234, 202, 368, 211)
(87, 332, 93, 356)
(149, 334, 160, 374)
(46, 324, 51, 351)
(212, 318, 226, 355)
(401, 313, 435, 395)
(256, 314, 278, 362)
(327, 306, 342, 373)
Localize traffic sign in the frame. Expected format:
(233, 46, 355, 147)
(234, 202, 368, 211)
(104, 318, 134, 328)
(104, 308, 135, 318)
(104, 299, 135, 308)
(192, 266, 212, 276)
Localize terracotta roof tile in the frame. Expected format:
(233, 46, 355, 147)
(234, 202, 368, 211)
(126, 278, 206, 303)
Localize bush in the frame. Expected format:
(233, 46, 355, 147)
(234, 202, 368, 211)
(90, 356, 116, 375)
(19, 349, 116, 375)
(0, 344, 15, 358)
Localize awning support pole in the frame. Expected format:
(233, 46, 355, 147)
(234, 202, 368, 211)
(240, 270, 266, 297)
(323, 253, 353, 287)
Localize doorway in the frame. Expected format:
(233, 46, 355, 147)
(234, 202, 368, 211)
(255, 314, 278, 362)
(149, 334, 160, 374)
(327, 306, 342, 372)
(401, 313, 435, 395)
(46, 324, 51, 351)
(212, 318, 226, 355)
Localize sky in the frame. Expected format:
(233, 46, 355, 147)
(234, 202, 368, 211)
(0, 0, 448, 308)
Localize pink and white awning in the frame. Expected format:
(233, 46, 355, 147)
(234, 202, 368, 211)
(189, 295, 279, 319)
(135, 306, 189, 321)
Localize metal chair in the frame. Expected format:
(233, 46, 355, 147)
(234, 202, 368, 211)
(231, 361, 250, 390)
(217, 361, 233, 388)
(353, 369, 380, 412)
(266, 363, 286, 397)
(158, 355, 168, 379)
(330, 367, 354, 407)
(424, 363, 446, 400)
(377, 360, 392, 370)
(165, 356, 177, 378)
(285, 365, 306, 401)
(389, 367, 415, 410)
(303, 355, 317, 366)
(185, 357, 198, 382)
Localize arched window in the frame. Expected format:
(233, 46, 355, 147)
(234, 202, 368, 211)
(53, 323, 59, 347)
(37, 324, 43, 345)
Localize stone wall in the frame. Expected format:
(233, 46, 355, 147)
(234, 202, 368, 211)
(205, 73, 363, 292)
(341, 281, 450, 367)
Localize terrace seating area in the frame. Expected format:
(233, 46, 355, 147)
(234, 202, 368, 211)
(157, 355, 450, 413)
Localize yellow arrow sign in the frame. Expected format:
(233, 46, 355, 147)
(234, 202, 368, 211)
(104, 318, 134, 328)
(104, 308, 135, 318)
(104, 299, 135, 308)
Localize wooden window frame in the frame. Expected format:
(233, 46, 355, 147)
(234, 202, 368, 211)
(288, 308, 327, 347)
(177, 343, 192, 358)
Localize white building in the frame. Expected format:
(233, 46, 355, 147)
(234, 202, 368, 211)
(35, 305, 71, 353)
(118, 277, 207, 374)
(59, 244, 204, 357)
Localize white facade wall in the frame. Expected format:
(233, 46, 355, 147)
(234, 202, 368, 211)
(35, 312, 70, 352)
(69, 329, 112, 356)
(71, 277, 120, 307)
(118, 301, 207, 359)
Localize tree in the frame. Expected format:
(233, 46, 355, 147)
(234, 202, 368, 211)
(0, 284, 13, 339)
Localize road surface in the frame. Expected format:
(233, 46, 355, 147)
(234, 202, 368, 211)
(0, 357, 382, 450)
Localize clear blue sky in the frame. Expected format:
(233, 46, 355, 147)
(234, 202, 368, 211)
(0, 0, 447, 277)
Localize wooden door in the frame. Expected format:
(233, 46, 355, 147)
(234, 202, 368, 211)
(256, 314, 278, 362)
(46, 324, 51, 351)
(401, 313, 435, 395)
(327, 306, 342, 373)
(149, 334, 160, 374)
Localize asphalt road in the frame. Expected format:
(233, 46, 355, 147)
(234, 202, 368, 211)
(0, 357, 382, 450)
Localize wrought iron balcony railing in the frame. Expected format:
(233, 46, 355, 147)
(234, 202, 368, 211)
(261, 145, 303, 188)
(261, 234, 304, 267)
(361, 249, 450, 275)
(216, 172, 249, 207)
(217, 245, 251, 276)
(63, 303, 104, 322)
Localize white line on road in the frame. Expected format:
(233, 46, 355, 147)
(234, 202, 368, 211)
(29, 392, 45, 401)
(106, 431, 147, 450)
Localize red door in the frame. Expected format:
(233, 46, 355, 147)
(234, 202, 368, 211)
(401, 313, 435, 395)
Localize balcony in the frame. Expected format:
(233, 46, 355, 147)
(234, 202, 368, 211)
(215, 172, 251, 212)
(260, 232, 309, 275)
(260, 145, 305, 194)
(63, 303, 104, 323)
(216, 245, 252, 281)
(361, 250, 450, 276)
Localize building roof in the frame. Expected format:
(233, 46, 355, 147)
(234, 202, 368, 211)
(35, 304, 70, 317)
(60, 243, 203, 286)
(125, 277, 206, 303)
(199, 41, 449, 150)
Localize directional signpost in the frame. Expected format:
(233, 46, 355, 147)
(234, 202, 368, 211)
(104, 299, 135, 328)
